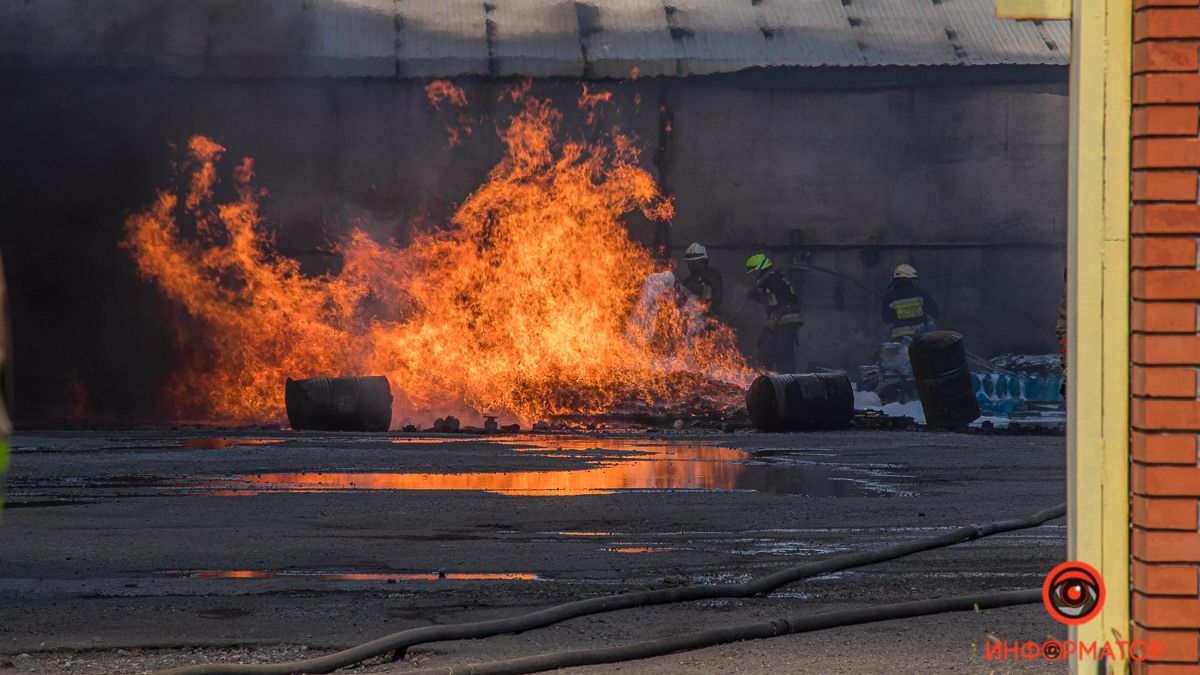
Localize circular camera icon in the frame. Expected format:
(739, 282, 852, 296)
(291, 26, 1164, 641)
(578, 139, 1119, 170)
(1042, 561, 1105, 625)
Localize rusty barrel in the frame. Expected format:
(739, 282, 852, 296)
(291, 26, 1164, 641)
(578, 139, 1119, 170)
(285, 376, 393, 432)
(746, 372, 854, 432)
(908, 331, 980, 430)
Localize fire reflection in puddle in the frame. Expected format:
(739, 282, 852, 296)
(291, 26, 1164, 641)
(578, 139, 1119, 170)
(389, 437, 475, 444)
(169, 570, 539, 581)
(178, 438, 285, 449)
(172, 437, 906, 497)
(604, 547, 677, 554)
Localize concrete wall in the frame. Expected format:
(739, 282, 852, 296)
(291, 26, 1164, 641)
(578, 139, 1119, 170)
(665, 75, 1069, 370)
(0, 69, 1067, 423)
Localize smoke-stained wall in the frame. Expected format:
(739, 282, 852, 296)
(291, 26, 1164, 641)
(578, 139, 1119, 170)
(0, 69, 1066, 424)
(665, 77, 1068, 370)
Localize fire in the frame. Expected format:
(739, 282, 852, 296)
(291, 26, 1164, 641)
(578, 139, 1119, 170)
(424, 80, 468, 109)
(425, 79, 474, 146)
(123, 86, 752, 425)
(578, 84, 613, 125)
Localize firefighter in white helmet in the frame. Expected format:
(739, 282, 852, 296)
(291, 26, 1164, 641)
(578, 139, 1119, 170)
(881, 264, 939, 340)
(680, 242, 723, 317)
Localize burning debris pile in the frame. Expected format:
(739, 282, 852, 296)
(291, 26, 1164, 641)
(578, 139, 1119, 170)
(123, 84, 754, 428)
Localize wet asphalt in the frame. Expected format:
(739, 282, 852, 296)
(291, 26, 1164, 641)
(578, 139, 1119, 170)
(0, 429, 1065, 674)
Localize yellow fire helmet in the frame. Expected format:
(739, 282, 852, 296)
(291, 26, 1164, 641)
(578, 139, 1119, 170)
(892, 263, 918, 279)
(745, 253, 772, 273)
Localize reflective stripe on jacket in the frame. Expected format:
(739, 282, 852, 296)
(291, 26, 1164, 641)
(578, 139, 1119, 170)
(752, 269, 800, 324)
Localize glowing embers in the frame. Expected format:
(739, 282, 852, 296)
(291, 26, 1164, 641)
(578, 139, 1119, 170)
(170, 570, 539, 581)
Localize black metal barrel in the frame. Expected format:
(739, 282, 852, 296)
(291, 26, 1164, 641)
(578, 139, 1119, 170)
(746, 372, 854, 432)
(908, 331, 980, 429)
(285, 376, 393, 432)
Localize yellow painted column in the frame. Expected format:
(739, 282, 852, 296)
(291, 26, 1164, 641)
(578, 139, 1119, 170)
(995, 0, 1072, 20)
(1067, 0, 1131, 672)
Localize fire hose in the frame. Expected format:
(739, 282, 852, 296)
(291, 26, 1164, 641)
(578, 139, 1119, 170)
(159, 502, 1064, 675)
(400, 589, 1041, 675)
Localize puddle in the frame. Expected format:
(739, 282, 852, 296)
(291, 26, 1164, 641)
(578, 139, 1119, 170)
(23, 436, 910, 499)
(3, 499, 99, 509)
(727, 540, 840, 556)
(178, 438, 284, 449)
(186, 436, 903, 497)
(167, 570, 539, 581)
(604, 547, 678, 554)
(390, 437, 477, 444)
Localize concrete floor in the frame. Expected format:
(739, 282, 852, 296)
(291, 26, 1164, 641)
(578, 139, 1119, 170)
(0, 429, 1066, 674)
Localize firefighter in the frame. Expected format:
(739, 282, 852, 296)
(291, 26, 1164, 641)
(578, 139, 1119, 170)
(745, 253, 803, 372)
(681, 242, 723, 317)
(881, 264, 939, 340)
(1056, 269, 1067, 398)
(0, 253, 10, 518)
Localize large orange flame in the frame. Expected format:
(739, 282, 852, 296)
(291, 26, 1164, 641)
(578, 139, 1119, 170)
(123, 88, 752, 425)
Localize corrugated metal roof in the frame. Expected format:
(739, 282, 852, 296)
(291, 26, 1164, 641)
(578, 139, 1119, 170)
(0, 0, 1069, 78)
(401, 0, 491, 77)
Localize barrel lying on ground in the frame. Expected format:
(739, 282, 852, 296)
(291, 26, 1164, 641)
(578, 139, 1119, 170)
(746, 372, 854, 432)
(285, 376, 393, 432)
(909, 331, 981, 430)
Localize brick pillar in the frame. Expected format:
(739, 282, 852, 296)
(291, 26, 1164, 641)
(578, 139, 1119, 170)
(1131, 2, 1200, 671)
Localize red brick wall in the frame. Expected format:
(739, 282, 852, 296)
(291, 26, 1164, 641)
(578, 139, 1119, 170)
(1132, 1, 1200, 671)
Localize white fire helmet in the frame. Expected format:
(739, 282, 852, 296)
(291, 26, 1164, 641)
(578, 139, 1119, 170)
(893, 264, 918, 279)
(684, 242, 708, 261)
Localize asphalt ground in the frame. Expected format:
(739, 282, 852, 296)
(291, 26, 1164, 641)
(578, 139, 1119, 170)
(0, 429, 1066, 674)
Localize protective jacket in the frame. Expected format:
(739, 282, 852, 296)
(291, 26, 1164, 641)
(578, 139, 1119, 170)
(1056, 286, 1067, 373)
(750, 269, 802, 326)
(682, 266, 723, 317)
(881, 278, 938, 339)
(0, 254, 9, 437)
(0, 253, 9, 518)
(1055, 292, 1067, 345)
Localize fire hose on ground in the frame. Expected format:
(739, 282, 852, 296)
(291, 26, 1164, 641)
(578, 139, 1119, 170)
(159, 503, 1065, 675)
(399, 589, 1041, 675)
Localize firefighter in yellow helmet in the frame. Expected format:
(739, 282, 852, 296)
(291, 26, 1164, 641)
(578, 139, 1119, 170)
(745, 253, 802, 372)
(881, 264, 939, 340)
